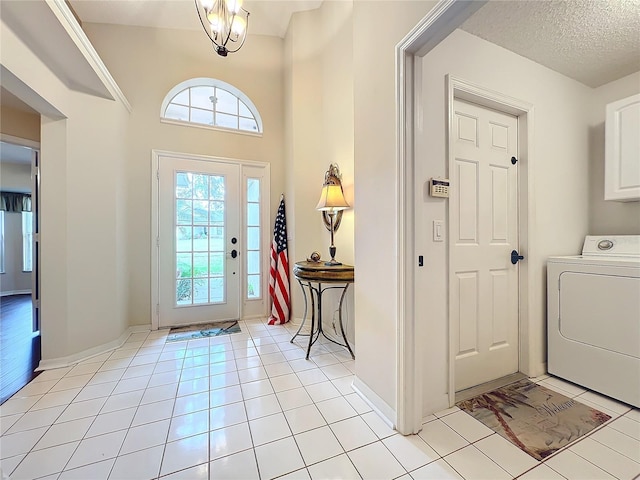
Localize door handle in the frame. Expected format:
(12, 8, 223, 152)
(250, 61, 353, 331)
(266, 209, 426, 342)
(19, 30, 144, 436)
(230, 249, 238, 259)
(511, 250, 524, 265)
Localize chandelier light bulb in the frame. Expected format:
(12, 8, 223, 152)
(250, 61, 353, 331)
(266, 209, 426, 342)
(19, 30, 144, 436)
(231, 16, 246, 36)
(225, 0, 243, 14)
(207, 12, 224, 34)
(200, 0, 214, 11)
(195, 0, 249, 56)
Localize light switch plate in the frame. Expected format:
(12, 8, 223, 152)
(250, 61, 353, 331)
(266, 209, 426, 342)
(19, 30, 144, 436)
(433, 220, 444, 242)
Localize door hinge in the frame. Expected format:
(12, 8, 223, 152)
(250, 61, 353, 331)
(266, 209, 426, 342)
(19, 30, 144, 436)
(156, 304, 160, 316)
(156, 170, 160, 180)
(156, 236, 160, 247)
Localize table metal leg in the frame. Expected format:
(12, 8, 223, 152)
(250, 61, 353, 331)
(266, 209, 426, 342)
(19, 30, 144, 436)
(290, 276, 355, 360)
(337, 284, 355, 359)
(290, 279, 308, 343)
(306, 283, 317, 359)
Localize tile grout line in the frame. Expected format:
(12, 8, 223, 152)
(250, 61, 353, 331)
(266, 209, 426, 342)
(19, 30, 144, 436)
(567, 436, 639, 478)
(4, 321, 638, 480)
(6, 364, 96, 478)
(5, 324, 344, 478)
(62, 338, 143, 478)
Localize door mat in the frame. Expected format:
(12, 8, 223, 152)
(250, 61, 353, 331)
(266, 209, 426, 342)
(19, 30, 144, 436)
(167, 321, 241, 342)
(456, 379, 611, 460)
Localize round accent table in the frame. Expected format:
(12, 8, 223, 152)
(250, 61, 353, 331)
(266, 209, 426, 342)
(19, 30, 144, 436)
(291, 261, 355, 360)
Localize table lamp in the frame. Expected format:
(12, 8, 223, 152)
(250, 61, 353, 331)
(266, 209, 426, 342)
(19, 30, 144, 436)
(316, 164, 350, 266)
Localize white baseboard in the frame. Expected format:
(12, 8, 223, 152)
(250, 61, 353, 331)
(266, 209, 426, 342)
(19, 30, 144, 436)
(525, 361, 547, 379)
(288, 317, 305, 326)
(36, 324, 152, 371)
(130, 324, 153, 333)
(529, 362, 549, 377)
(241, 314, 269, 321)
(1, 290, 31, 297)
(352, 375, 397, 430)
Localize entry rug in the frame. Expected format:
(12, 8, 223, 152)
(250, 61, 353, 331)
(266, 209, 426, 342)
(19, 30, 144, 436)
(456, 379, 611, 460)
(167, 321, 241, 342)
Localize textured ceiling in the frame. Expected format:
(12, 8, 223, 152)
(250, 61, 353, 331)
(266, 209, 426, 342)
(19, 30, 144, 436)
(461, 0, 640, 87)
(69, 0, 323, 38)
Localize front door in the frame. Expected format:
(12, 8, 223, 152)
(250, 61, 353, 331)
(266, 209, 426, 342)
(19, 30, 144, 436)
(450, 99, 519, 392)
(158, 156, 240, 328)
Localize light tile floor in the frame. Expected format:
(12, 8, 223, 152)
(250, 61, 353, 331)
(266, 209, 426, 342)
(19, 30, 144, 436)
(1, 319, 639, 479)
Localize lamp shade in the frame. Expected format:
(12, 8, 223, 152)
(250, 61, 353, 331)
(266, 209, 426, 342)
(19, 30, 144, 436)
(316, 184, 350, 212)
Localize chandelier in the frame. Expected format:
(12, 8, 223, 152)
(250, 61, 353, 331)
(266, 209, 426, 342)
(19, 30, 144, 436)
(195, 0, 250, 57)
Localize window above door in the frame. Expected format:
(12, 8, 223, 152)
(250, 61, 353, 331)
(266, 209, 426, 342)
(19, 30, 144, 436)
(161, 78, 263, 135)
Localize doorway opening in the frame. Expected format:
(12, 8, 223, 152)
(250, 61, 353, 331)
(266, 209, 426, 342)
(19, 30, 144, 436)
(447, 80, 532, 399)
(396, 2, 536, 434)
(0, 138, 41, 404)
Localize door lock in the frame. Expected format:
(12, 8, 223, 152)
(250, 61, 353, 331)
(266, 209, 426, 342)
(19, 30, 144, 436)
(510, 250, 524, 264)
(230, 249, 238, 259)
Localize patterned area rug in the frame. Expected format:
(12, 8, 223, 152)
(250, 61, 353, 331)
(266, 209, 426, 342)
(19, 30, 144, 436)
(167, 321, 241, 342)
(457, 379, 611, 460)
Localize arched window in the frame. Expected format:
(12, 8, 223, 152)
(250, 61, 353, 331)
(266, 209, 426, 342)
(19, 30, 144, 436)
(161, 78, 262, 134)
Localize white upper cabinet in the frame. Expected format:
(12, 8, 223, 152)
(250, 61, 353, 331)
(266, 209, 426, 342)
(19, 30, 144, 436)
(605, 93, 640, 202)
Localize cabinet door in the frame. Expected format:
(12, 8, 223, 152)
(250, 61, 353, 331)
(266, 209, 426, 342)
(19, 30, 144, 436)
(605, 93, 640, 202)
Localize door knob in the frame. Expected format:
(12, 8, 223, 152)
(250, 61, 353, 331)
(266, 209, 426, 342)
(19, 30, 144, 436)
(230, 249, 238, 259)
(510, 250, 524, 265)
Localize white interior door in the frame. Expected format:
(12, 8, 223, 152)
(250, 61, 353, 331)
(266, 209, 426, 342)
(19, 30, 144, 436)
(451, 99, 519, 392)
(158, 156, 240, 328)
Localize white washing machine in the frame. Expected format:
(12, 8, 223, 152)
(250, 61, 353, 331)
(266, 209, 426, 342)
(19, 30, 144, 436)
(547, 235, 640, 408)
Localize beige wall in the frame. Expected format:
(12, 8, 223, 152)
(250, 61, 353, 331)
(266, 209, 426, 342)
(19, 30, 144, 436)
(320, 1, 355, 344)
(352, 0, 438, 415)
(0, 161, 31, 192)
(589, 71, 640, 235)
(1, 17, 130, 362)
(285, 1, 355, 343)
(83, 24, 286, 326)
(285, 8, 323, 311)
(0, 105, 40, 142)
(319, 1, 354, 269)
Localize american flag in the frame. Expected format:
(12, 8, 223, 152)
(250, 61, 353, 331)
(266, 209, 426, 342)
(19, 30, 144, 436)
(268, 196, 290, 325)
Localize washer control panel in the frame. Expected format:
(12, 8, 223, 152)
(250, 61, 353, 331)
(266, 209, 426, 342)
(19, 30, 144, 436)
(582, 235, 640, 257)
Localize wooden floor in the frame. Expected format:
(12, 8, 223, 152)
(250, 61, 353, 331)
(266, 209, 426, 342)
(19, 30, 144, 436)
(1, 294, 41, 404)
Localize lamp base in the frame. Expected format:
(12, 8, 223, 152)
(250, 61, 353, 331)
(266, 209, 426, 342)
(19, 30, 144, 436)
(326, 219, 342, 266)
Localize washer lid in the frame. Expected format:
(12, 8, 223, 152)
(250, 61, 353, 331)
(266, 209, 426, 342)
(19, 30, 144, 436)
(582, 235, 640, 257)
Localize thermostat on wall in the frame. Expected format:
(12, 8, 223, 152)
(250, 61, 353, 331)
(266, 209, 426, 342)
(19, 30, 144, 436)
(429, 178, 450, 198)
